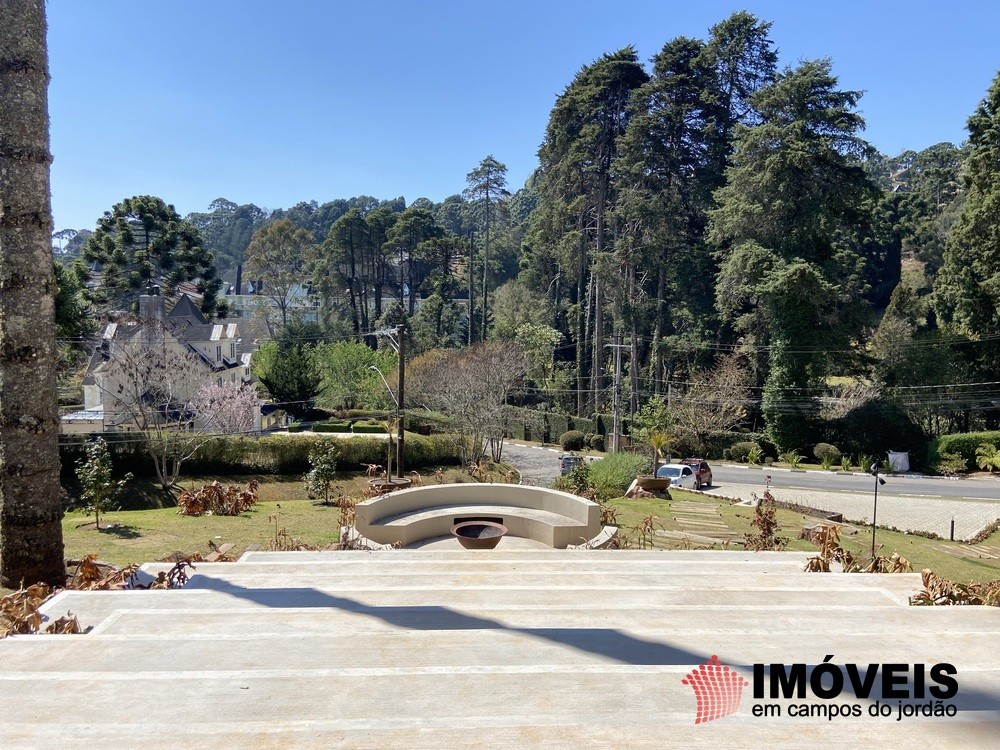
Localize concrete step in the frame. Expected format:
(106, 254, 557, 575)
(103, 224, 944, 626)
(234, 549, 818, 563)
(40, 586, 911, 634)
(75, 602, 999, 638)
(7, 718, 999, 750)
(2, 667, 997, 745)
(5, 548, 995, 747)
(5, 623, 999, 672)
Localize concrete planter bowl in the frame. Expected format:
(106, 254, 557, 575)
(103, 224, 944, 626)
(368, 477, 412, 494)
(451, 521, 509, 550)
(635, 475, 673, 492)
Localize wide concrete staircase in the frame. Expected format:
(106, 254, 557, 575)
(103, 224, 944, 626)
(1, 549, 997, 748)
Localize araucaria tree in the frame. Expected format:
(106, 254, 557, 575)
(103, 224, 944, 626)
(83, 195, 223, 316)
(0, 0, 66, 589)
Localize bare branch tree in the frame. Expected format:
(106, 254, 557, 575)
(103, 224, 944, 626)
(670, 354, 752, 443)
(97, 323, 254, 488)
(409, 342, 527, 465)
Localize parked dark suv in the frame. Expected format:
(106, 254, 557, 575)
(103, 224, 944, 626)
(680, 458, 712, 489)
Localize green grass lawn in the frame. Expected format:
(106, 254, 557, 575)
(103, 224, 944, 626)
(5, 475, 997, 598)
(59, 467, 516, 568)
(607, 489, 1000, 584)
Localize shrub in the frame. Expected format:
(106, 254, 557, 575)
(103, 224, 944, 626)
(829, 397, 926, 462)
(747, 445, 764, 466)
(313, 422, 351, 433)
(177, 480, 259, 516)
(927, 432, 1000, 472)
(700, 431, 776, 460)
(305, 441, 339, 504)
(934, 451, 967, 477)
(548, 413, 570, 442)
(671, 430, 704, 459)
(60, 433, 463, 478)
(560, 430, 586, 451)
(352, 424, 388, 434)
(780, 451, 803, 468)
(976, 443, 1000, 472)
(588, 452, 650, 501)
(813, 443, 841, 463)
(589, 433, 606, 451)
(730, 441, 761, 462)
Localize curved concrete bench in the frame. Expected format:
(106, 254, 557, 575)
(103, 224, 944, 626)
(354, 483, 602, 548)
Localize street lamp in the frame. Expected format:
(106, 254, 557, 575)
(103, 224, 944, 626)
(368, 365, 398, 408)
(870, 461, 886, 558)
(370, 364, 403, 479)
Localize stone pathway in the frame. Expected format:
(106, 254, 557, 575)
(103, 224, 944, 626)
(931, 543, 1000, 560)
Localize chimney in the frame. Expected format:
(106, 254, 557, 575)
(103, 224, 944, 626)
(139, 284, 165, 350)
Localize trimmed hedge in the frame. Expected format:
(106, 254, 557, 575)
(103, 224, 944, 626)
(681, 431, 777, 461)
(560, 430, 585, 451)
(60, 433, 462, 478)
(507, 407, 604, 445)
(352, 424, 388, 434)
(928, 431, 1000, 472)
(592, 413, 613, 436)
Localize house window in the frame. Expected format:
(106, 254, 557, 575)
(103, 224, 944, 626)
(216, 345, 222, 362)
(230, 343, 236, 359)
(217, 377, 223, 387)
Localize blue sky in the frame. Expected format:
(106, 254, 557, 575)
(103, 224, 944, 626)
(47, 0, 1000, 232)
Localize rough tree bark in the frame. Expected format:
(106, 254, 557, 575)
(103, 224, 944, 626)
(0, 0, 66, 588)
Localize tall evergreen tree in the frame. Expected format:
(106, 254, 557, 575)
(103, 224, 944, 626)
(708, 59, 877, 450)
(934, 70, 1000, 337)
(464, 156, 510, 340)
(0, 0, 66, 588)
(531, 48, 648, 413)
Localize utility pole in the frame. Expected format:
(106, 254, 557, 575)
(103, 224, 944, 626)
(373, 325, 406, 480)
(468, 231, 475, 345)
(396, 323, 405, 479)
(605, 333, 627, 453)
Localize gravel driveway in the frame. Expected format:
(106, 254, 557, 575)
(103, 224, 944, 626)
(501, 442, 562, 486)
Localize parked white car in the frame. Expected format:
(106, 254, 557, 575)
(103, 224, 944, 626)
(655, 462, 698, 489)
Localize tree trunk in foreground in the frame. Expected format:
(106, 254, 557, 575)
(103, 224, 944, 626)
(0, 0, 66, 588)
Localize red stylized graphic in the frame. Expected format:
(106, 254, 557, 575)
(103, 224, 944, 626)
(682, 655, 749, 724)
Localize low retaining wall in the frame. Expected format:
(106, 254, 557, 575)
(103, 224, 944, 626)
(354, 483, 602, 548)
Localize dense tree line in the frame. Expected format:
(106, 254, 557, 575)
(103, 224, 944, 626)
(53, 11, 1000, 456)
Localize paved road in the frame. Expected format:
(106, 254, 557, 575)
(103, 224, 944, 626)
(705, 468, 1000, 541)
(501, 443, 1000, 540)
(713, 464, 1000, 501)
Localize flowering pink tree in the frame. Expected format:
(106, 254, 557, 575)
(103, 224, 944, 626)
(193, 380, 258, 435)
